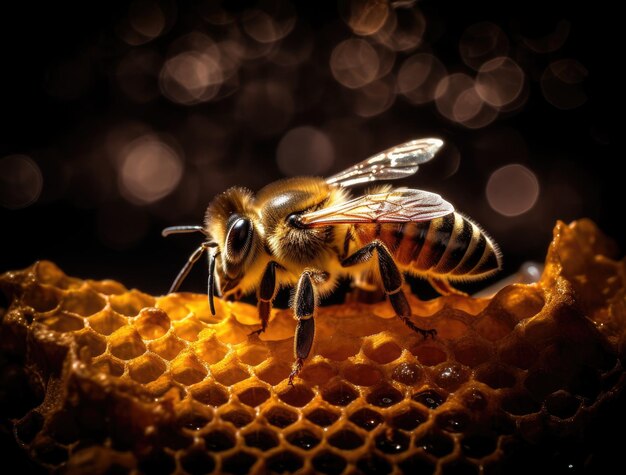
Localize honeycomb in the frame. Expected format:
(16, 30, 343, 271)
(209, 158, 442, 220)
(1, 219, 625, 474)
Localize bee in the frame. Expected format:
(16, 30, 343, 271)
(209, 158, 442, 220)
(163, 138, 501, 384)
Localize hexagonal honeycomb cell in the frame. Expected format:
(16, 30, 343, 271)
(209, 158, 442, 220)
(1, 220, 626, 474)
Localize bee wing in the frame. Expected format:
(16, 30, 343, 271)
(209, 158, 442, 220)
(326, 138, 444, 188)
(299, 188, 454, 227)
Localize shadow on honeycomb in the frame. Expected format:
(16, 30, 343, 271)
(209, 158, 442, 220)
(1, 219, 625, 474)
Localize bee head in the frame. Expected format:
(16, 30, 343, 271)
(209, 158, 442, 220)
(205, 187, 259, 296)
(218, 213, 254, 291)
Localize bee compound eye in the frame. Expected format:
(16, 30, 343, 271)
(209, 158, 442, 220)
(287, 214, 305, 229)
(227, 217, 252, 259)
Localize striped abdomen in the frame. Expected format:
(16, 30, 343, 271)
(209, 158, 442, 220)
(354, 213, 501, 281)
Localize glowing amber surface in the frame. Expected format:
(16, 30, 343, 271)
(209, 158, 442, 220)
(1, 220, 624, 474)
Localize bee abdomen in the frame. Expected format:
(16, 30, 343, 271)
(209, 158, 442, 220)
(424, 213, 501, 280)
(366, 213, 501, 281)
(361, 213, 500, 280)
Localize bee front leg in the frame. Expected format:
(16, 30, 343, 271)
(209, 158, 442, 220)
(342, 241, 436, 339)
(288, 269, 326, 385)
(252, 261, 280, 336)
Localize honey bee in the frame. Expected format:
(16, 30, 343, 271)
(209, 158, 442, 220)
(163, 138, 501, 383)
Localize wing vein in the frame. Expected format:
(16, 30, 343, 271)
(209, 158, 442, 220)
(299, 189, 454, 227)
(326, 138, 444, 188)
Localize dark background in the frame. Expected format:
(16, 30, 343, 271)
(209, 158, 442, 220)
(0, 0, 617, 296)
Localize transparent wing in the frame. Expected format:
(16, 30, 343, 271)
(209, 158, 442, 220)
(326, 138, 444, 188)
(298, 188, 454, 227)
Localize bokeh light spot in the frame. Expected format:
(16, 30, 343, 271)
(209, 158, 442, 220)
(373, 7, 425, 51)
(397, 53, 446, 104)
(372, 43, 396, 80)
(129, 0, 165, 40)
(118, 136, 183, 205)
(276, 127, 334, 176)
(160, 50, 223, 105)
(354, 78, 396, 118)
(344, 0, 389, 36)
(117, 0, 171, 46)
(0, 155, 43, 209)
(243, 3, 296, 43)
(436, 73, 500, 129)
(453, 87, 483, 123)
(461, 104, 500, 130)
(242, 9, 280, 44)
(486, 164, 540, 217)
(459, 22, 510, 71)
(476, 57, 524, 108)
(541, 59, 588, 110)
(436, 73, 493, 128)
(330, 39, 380, 89)
(522, 20, 570, 53)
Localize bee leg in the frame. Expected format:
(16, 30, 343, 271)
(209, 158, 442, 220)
(427, 276, 468, 297)
(251, 262, 279, 336)
(169, 242, 212, 294)
(288, 270, 320, 385)
(342, 241, 436, 339)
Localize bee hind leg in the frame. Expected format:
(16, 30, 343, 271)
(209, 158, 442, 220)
(251, 262, 279, 336)
(288, 269, 326, 385)
(342, 241, 436, 339)
(427, 276, 468, 297)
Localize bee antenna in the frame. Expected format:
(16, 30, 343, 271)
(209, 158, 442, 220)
(162, 225, 206, 238)
(168, 242, 215, 294)
(208, 251, 220, 315)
